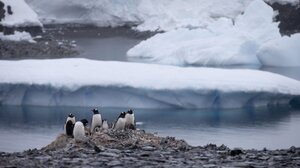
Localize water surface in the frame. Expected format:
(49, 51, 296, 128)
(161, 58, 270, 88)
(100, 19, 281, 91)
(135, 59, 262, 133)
(0, 105, 299, 152)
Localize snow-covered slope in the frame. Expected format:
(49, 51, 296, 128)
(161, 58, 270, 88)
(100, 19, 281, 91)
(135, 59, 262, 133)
(25, 0, 252, 31)
(0, 59, 299, 108)
(1, 0, 42, 27)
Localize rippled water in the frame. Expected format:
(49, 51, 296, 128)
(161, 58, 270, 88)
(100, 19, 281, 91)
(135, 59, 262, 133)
(0, 105, 299, 152)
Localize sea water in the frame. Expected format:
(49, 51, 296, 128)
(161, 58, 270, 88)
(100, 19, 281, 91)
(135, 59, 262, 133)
(0, 105, 299, 152)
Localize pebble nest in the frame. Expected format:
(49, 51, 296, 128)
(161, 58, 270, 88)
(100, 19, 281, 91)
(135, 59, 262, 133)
(1, 129, 300, 168)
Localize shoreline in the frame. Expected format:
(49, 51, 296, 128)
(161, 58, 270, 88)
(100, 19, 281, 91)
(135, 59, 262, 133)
(1, 130, 300, 167)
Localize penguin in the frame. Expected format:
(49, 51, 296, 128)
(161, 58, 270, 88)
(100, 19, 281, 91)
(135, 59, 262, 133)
(91, 108, 102, 133)
(102, 119, 109, 130)
(64, 113, 76, 136)
(73, 119, 101, 153)
(125, 109, 135, 130)
(73, 119, 88, 142)
(113, 112, 126, 130)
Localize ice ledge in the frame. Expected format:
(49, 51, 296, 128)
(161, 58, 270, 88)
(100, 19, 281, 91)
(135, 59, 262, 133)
(0, 59, 300, 108)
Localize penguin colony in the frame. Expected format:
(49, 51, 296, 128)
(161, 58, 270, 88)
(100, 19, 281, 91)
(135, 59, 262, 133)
(64, 108, 136, 141)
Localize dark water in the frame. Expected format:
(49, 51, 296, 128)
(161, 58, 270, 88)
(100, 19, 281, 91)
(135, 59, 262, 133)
(0, 105, 300, 152)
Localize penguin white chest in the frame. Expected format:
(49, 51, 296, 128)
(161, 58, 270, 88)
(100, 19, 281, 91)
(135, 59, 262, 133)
(66, 116, 76, 124)
(91, 114, 102, 132)
(102, 120, 109, 130)
(125, 113, 134, 125)
(114, 118, 126, 130)
(73, 122, 85, 142)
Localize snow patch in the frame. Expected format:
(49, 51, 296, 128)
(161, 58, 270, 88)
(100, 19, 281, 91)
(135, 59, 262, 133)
(0, 31, 35, 43)
(0, 59, 299, 108)
(1, 0, 42, 27)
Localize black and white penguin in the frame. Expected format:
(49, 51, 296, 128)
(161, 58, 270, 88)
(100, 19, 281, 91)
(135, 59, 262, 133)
(125, 109, 135, 130)
(64, 113, 76, 136)
(91, 108, 102, 133)
(73, 119, 101, 153)
(102, 119, 109, 130)
(113, 112, 126, 130)
(73, 119, 88, 142)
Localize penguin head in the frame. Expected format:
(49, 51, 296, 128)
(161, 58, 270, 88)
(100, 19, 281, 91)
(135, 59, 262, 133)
(80, 119, 89, 126)
(127, 109, 133, 114)
(68, 113, 74, 118)
(118, 112, 126, 118)
(92, 108, 99, 114)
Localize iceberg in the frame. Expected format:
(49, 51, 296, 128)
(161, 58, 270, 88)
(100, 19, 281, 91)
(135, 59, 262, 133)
(0, 59, 299, 108)
(127, 0, 300, 67)
(257, 33, 300, 67)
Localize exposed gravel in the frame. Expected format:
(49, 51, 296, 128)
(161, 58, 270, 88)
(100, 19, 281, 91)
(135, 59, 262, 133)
(1, 129, 300, 168)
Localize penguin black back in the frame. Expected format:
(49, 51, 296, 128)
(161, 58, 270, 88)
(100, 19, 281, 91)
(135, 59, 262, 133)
(65, 120, 74, 137)
(127, 109, 133, 114)
(118, 112, 126, 118)
(81, 119, 88, 126)
(92, 108, 99, 114)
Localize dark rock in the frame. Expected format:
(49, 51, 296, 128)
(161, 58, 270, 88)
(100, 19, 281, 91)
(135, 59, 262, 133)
(230, 148, 243, 156)
(7, 5, 12, 15)
(268, 2, 300, 35)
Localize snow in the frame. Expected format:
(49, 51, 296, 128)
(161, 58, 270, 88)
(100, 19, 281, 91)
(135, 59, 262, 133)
(127, 0, 281, 66)
(0, 59, 299, 108)
(1, 0, 42, 27)
(257, 33, 300, 67)
(25, 0, 252, 32)
(0, 31, 35, 43)
(265, 0, 300, 5)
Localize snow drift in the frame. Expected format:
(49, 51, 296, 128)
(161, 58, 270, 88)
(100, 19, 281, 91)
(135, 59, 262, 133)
(0, 59, 300, 108)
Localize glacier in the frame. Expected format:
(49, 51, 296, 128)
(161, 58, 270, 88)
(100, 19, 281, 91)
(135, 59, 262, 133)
(127, 0, 300, 67)
(25, 0, 253, 32)
(0, 59, 300, 108)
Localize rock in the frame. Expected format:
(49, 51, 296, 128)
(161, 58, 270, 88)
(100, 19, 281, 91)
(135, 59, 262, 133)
(230, 148, 243, 156)
(142, 146, 156, 151)
(99, 152, 119, 158)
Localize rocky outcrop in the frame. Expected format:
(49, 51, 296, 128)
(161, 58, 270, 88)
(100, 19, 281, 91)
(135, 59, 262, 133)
(1, 130, 300, 168)
(269, 2, 300, 35)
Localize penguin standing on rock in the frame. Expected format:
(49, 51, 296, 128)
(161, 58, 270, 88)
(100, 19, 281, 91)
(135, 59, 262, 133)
(113, 112, 126, 130)
(73, 119, 101, 153)
(91, 108, 102, 133)
(73, 119, 89, 142)
(64, 113, 76, 137)
(125, 109, 135, 130)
